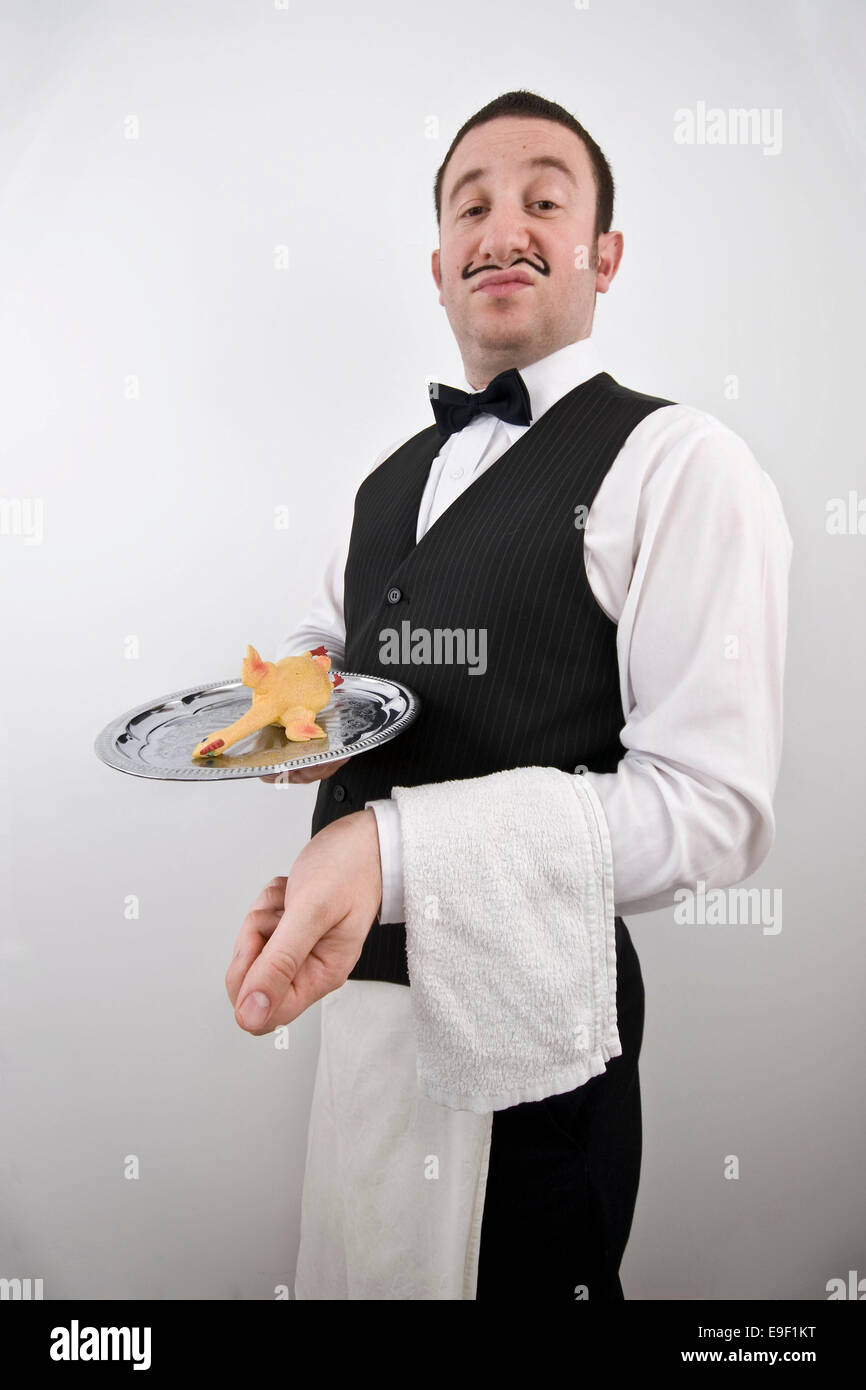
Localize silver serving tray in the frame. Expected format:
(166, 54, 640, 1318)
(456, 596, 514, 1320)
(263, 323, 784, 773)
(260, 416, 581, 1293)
(94, 671, 420, 781)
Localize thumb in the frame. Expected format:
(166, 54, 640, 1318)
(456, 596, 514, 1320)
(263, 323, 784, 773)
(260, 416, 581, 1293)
(235, 893, 329, 1031)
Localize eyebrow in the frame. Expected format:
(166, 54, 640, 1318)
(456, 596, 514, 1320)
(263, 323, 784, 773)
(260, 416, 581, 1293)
(446, 155, 579, 208)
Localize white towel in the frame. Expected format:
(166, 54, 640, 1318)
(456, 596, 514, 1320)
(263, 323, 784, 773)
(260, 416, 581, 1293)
(391, 765, 621, 1113)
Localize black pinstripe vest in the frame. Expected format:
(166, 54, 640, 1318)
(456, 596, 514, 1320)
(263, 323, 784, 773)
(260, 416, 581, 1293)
(311, 370, 674, 985)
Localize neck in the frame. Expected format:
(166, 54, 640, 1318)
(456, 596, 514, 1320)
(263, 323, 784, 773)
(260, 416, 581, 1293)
(462, 326, 594, 391)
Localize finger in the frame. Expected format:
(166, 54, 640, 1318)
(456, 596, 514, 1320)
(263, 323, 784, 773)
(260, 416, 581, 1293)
(289, 758, 351, 783)
(240, 876, 287, 922)
(225, 920, 272, 1006)
(316, 757, 351, 779)
(259, 757, 350, 786)
(235, 893, 333, 1033)
(225, 878, 287, 1004)
(227, 883, 285, 966)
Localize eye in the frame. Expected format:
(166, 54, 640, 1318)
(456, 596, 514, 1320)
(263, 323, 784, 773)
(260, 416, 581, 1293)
(460, 199, 559, 219)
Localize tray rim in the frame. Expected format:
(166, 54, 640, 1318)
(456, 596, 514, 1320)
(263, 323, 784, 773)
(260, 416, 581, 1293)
(93, 669, 420, 781)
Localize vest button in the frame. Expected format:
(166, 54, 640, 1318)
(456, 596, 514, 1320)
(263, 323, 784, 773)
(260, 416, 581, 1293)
(332, 784, 346, 802)
(386, 586, 403, 604)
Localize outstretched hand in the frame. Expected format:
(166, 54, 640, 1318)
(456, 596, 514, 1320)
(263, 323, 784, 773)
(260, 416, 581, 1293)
(225, 808, 382, 1033)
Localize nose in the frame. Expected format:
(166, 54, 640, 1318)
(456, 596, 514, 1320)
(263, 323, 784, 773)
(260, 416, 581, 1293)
(474, 198, 534, 268)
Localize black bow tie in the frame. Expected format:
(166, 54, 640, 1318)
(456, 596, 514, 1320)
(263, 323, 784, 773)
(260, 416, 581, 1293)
(428, 367, 532, 440)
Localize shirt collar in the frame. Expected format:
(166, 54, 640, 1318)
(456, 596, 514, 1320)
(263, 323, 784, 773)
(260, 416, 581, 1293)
(459, 336, 603, 424)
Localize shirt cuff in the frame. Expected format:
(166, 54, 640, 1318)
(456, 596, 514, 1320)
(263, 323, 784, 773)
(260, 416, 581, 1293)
(364, 798, 406, 924)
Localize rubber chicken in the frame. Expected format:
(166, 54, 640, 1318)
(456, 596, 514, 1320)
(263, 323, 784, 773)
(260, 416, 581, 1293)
(192, 645, 343, 759)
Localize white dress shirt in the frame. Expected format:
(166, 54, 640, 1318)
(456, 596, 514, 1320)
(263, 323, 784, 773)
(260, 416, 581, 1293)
(276, 335, 793, 924)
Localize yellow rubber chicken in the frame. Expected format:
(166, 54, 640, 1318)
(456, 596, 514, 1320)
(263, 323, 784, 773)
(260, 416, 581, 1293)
(192, 645, 342, 759)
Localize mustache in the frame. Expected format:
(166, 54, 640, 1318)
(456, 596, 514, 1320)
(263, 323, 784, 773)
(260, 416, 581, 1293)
(462, 256, 550, 280)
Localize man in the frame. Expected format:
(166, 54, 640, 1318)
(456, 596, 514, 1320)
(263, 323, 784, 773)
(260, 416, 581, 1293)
(224, 89, 792, 1300)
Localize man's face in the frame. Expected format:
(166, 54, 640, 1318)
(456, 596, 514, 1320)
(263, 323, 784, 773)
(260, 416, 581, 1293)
(432, 116, 622, 385)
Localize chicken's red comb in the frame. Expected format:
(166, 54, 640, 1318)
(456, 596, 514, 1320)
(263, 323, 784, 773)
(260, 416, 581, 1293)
(309, 645, 329, 657)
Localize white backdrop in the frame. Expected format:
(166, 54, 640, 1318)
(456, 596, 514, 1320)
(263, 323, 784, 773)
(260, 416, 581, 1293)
(1, 0, 863, 1299)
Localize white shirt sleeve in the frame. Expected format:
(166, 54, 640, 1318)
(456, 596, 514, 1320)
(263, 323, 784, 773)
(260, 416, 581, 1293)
(364, 404, 793, 923)
(580, 405, 793, 914)
(364, 797, 406, 923)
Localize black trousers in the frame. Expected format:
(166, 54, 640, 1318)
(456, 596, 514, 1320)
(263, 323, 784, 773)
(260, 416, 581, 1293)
(475, 916, 644, 1301)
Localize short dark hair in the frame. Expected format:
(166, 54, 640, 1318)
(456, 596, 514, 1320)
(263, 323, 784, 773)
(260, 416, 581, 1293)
(433, 89, 615, 244)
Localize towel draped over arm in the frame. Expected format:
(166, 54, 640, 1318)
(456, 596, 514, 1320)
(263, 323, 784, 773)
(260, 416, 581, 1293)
(392, 765, 620, 1113)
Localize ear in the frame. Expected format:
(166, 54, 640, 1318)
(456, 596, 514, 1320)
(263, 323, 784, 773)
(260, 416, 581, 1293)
(595, 230, 624, 293)
(431, 248, 444, 305)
